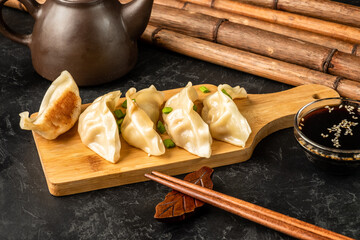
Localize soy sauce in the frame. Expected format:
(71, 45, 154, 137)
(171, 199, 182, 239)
(300, 104, 360, 150)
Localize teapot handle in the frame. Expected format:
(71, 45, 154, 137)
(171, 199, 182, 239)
(0, 0, 40, 46)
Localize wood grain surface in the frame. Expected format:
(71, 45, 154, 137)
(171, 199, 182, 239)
(32, 84, 339, 196)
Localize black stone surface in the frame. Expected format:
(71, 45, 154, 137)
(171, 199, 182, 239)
(1, 2, 360, 239)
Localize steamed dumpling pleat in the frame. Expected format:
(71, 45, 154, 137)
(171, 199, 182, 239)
(163, 82, 212, 158)
(19, 71, 81, 140)
(129, 85, 164, 124)
(202, 84, 251, 147)
(121, 88, 165, 156)
(78, 91, 121, 163)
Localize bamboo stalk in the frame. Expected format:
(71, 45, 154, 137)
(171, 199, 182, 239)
(150, 4, 360, 82)
(141, 24, 360, 100)
(232, 0, 360, 28)
(182, 0, 360, 44)
(230, 0, 274, 8)
(154, 0, 360, 56)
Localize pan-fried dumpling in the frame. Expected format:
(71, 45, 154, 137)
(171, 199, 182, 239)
(19, 71, 81, 140)
(202, 84, 251, 147)
(121, 88, 165, 156)
(163, 82, 212, 158)
(129, 85, 164, 124)
(78, 91, 121, 163)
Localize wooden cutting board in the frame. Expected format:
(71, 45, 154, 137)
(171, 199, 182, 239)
(32, 84, 339, 196)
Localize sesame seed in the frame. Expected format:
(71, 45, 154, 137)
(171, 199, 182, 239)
(345, 105, 355, 115)
(325, 105, 334, 113)
(321, 133, 328, 138)
(322, 118, 358, 148)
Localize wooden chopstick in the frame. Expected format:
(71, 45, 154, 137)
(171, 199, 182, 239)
(145, 171, 354, 240)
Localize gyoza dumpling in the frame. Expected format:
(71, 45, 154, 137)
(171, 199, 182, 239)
(202, 84, 251, 147)
(129, 85, 164, 124)
(19, 71, 81, 140)
(121, 88, 165, 156)
(78, 91, 121, 163)
(163, 82, 212, 158)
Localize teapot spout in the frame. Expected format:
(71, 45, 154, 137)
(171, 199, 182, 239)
(121, 0, 154, 40)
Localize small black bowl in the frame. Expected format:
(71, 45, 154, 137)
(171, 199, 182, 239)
(294, 98, 360, 175)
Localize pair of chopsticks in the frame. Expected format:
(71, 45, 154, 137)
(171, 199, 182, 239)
(145, 171, 354, 240)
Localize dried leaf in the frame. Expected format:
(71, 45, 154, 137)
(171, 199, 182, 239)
(154, 166, 214, 222)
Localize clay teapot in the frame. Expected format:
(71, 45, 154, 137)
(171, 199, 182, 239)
(0, 0, 154, 86)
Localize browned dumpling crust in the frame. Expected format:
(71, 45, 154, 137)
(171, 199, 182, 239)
(19, 71, 81, 140)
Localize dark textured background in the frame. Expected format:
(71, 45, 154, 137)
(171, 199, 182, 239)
(1, 1, 360, 239)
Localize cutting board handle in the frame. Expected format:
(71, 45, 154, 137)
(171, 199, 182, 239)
(242, 84, 339, 152)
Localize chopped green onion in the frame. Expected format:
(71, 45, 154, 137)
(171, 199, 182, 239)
(199, 86, 210, 93)
(121, 99, 127, 108)
(193, 104, 198, 112)
(163, 139, 176, 148)
(157, 120, 166, 134)
(221, 88, 232, 99)
(117, 118, 124, 133)
(116, 118, 124, 126)
(162, 107, 173, 114)
(121, 99, 135, 109)
(114, 109, 125, 119)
